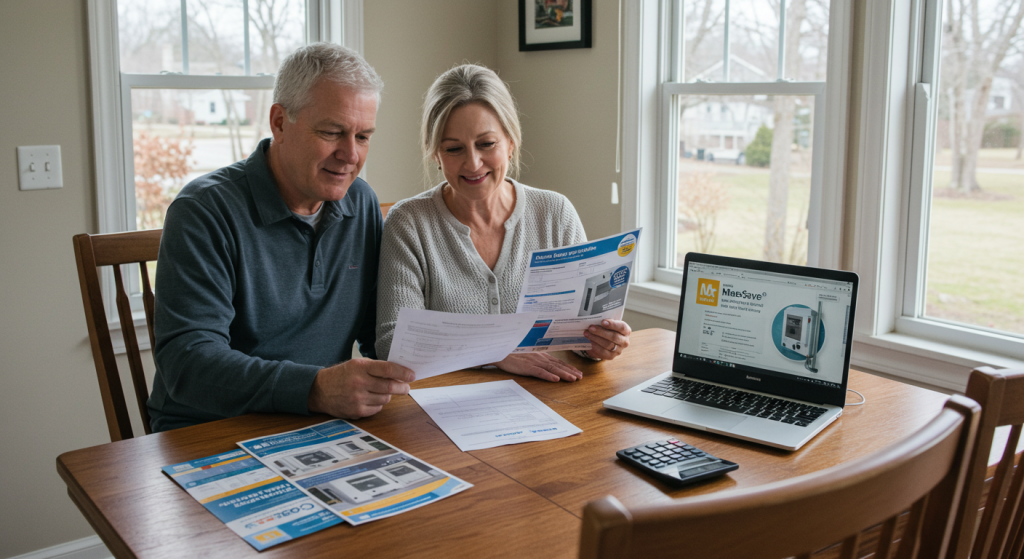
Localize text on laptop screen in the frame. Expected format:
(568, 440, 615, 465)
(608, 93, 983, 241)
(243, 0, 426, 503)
(677, 261, 854, 389)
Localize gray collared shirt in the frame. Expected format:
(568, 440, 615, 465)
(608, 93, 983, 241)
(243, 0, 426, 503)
(148, 138, 381, 432)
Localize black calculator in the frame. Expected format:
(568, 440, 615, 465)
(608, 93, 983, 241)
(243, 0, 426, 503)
(617, 438, 738, 487)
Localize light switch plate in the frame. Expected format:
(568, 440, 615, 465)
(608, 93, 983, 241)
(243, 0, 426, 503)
(17, 145, 63, 190)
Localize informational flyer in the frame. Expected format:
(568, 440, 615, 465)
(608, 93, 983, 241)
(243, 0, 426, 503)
(162, 450, 341, 551)
(238, 420, 472, 526)
(513, 229, 641, 352)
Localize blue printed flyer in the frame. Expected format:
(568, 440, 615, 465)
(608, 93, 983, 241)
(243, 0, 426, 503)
(514, 228, 641, 352)
(161, 450, 341, 551)
(237, 420, 472, 526)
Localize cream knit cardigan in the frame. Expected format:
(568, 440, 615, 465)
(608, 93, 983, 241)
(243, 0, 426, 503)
(375, 179, 586, 360)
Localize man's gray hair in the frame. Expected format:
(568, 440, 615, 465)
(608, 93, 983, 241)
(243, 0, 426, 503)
(274, 42, 384, 122)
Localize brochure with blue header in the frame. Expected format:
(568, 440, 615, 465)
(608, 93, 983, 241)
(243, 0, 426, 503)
(514, 228, 642, 352)
(237, 420, 472, 526)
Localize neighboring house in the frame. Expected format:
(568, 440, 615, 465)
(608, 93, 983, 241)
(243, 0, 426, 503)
(181, 90, 251, 125)
(679, 55, 774, 163)
(987, 75, 1015, 116)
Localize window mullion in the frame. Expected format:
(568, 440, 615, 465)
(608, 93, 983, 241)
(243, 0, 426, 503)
(723, 0, 731, 81)
(180, 0, 190, 75)
(121, 74, 276, 89)
(778, 0, 787, 80)
(243, 0, 251, 75)
(899, 0, 942, 320)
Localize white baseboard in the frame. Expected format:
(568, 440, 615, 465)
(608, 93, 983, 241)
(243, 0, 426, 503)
(8, 536, 111, 559)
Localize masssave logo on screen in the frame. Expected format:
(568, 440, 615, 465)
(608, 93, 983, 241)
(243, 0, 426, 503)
(696, 278, 720, 306)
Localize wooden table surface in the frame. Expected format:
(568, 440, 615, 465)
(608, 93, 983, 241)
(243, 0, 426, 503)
(57, 328, 949, 558)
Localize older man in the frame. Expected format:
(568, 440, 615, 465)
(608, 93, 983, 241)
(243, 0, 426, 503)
(148, 43, 414, 432)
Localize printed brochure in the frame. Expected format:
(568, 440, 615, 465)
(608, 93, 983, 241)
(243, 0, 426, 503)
(514, 229, 642, 352)
(161, 449, 341, 551)
(237, 420, 472, 526)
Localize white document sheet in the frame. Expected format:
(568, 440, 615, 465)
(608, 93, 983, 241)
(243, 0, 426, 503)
(387, 308, 538, 380)
(408, 379, 582, 451)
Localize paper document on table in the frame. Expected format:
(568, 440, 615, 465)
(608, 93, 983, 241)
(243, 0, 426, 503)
(513, 229, 641, 353)
(408, 379, 582, 451)
(388, 308, 538, 379)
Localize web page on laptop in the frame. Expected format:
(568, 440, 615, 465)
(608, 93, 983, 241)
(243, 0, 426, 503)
(677, 262, 854, 389)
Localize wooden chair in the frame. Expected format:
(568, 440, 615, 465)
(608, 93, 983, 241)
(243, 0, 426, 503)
(579, 395, 980, 559)
(946, 367, 1024, 559)
(73, 230, 161, 442)
(380, 201, 395, 219)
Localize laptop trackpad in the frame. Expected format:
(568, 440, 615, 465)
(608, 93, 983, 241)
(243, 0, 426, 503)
(664, 404, 747, 430)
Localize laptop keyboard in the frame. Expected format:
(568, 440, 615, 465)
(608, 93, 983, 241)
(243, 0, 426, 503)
(642, 377, 828, 427)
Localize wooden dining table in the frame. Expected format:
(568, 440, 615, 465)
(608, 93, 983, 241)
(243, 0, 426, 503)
(57, 328, 949, 558)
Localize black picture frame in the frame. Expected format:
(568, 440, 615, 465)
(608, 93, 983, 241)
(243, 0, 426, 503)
(519, 0, 592, 52)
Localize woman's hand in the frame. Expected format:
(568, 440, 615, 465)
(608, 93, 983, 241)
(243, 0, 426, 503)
(583, 319, 632, 360)
(493, 353, 583, 382)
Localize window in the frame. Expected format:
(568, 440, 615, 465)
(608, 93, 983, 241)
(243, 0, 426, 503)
(852, 0, 1024, 389)
(620, 0, 851, 322)
(87, 0, 363, 350)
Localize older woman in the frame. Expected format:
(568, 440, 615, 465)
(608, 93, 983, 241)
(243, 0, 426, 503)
(376, 64, 631, 382)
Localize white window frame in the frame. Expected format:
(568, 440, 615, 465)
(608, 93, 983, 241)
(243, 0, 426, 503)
(86, 0, 363, 352)
(851, 0, 1024, 391)
(622, 0, 853, 323)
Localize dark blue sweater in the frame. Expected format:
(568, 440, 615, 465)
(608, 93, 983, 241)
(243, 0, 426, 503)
(148, 138, 381, 432)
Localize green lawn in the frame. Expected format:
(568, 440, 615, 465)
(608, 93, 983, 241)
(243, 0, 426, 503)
(926, 170, 1024, 334)
(675, 159, 1024, 337)
(676, 162, 810, 264)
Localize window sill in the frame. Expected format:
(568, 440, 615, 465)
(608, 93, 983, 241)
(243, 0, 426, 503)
(626, 280, 1024, 393)
(851, 331, 1024, 393)
(627, 280, 682, 322)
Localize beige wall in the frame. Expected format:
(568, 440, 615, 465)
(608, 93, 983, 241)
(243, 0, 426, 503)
(363, 0, 500, 204)
(495, 0, 623, 241)
(0, 1, 114, 556)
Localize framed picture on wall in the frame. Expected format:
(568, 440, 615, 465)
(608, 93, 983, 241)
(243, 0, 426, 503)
(519, 0, 592, 52)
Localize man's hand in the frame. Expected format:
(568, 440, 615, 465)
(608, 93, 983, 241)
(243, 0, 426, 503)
(583, 319, 632, 360)
(307, 359, 415, 419)
(493, 353, 583, 382)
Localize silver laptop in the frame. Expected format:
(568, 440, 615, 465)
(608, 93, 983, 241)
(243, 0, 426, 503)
(604, 253, 859, 451)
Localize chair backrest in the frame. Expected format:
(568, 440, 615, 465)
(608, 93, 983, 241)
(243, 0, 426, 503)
(580, 395, 980, 559)
(380, 202, 395, 220)
(73, 230, 162, 442)
(947, 366, 1024, 559)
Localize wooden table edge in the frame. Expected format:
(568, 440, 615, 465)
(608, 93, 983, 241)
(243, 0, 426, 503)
(57, 453, 136, 558)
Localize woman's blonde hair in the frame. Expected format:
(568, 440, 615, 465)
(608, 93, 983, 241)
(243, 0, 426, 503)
(421, 64, 522, 185)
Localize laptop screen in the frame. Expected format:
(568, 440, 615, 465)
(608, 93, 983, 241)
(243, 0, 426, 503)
(673, 254, 858, 406)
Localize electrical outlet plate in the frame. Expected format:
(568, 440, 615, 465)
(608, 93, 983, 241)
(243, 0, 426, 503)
(17, 145, 63, 190)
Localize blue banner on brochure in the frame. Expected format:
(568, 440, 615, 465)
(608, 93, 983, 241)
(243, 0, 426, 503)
(162, 450, 341, 551)
(237, 420, 473, 526)
(514, 229, 642, 353)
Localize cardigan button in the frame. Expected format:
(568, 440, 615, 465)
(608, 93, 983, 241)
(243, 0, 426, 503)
(491, 297, 498, 305)
(488, 276, 495, 284)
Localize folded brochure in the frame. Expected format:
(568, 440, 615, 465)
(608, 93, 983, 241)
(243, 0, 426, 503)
(163, 419, 472, 550)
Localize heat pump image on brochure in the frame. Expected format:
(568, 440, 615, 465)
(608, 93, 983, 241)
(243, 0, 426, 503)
(328, 459, 436, 504)
(577, 271, 627, 317)
(779, 302, 824, 373)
